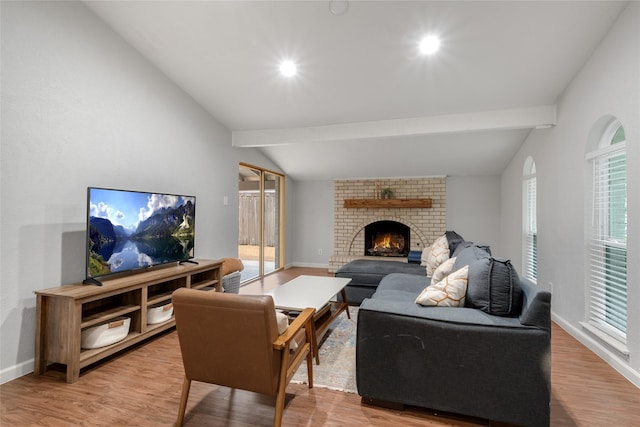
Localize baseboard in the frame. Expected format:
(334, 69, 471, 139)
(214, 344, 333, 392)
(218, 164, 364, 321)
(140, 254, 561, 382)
(286, 262, 329, 269)
(552, 311, 640, 389)
(1, 358, 33, 385)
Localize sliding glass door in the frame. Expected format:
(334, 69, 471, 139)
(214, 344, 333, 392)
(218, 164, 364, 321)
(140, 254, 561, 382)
(238, 164, 284, 282)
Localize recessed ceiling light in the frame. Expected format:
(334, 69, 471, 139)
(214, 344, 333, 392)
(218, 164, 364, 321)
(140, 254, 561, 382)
(329, 0, 349, 16)
(419, 35, 440, 55)
(279, 60, 297, 77)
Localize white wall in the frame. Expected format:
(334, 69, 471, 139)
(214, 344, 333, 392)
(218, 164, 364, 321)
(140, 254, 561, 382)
(446, 175, 502, 255)
(501, 3, 640, 387)
(287, 177, 502, 268)
(0, 1, 280, 383)
(289, 180, 334, 267)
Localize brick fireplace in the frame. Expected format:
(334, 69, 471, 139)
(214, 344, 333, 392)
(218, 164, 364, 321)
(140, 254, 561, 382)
(329, 177, 446, 272)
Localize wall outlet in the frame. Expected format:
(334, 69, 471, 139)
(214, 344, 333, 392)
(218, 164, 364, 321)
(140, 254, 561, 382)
(318, 248, 323, 255)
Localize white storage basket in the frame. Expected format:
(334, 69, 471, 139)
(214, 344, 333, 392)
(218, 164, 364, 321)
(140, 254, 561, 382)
(81, 317, 130, 349)
(147, 302, 174, 325)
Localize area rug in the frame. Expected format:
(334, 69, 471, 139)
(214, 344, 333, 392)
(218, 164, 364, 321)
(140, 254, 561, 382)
(292, 307, 358, 394)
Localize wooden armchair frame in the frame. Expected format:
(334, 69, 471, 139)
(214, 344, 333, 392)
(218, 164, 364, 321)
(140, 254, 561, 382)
(172, 288, 314, 427)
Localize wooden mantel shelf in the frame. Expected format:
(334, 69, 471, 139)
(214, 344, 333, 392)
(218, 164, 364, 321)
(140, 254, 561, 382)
(343, 198, 432, 208)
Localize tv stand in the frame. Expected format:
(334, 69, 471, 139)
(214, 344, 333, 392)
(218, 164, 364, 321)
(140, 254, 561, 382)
(34, 259, 222, 383)
(82, 277, 103, 286)
(179, 259, 199, 265)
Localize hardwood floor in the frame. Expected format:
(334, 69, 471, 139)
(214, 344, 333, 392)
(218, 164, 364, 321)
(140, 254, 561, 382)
(2, 267, 639, 426)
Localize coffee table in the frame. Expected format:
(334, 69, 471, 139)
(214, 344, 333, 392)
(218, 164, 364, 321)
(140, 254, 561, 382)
(267, 275, 351, 364)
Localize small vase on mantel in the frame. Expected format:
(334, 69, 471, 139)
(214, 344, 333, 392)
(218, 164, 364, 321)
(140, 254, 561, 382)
(380, 188, 394, 199)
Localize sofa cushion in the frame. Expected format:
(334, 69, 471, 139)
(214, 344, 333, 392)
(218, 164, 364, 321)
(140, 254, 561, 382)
(374, 272, 429, 295)
(426, 234, 450, 276)
(445, 230, 465, 256)
(466, 257, 523, 317)
(415, 265, 469, 307)
(431, 256, 457, 284)
(452, 244, 491, 271)
(452, 241, 491, 257)
(335, 259, 426, 286)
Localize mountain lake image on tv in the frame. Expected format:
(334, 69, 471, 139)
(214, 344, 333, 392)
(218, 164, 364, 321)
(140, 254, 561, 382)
(86, 187, 196, 282)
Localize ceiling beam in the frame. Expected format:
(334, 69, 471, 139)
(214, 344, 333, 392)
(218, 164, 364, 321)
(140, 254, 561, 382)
(232, 105, 556, 147)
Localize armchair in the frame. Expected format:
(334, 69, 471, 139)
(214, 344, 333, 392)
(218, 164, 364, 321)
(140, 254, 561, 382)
(172, 288, 314, 427)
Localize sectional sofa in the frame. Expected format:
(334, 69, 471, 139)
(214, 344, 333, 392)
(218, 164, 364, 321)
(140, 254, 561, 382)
(353, 233, 552, 427)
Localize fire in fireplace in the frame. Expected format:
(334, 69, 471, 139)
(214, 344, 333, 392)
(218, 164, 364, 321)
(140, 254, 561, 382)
(364, 221, 410, 257)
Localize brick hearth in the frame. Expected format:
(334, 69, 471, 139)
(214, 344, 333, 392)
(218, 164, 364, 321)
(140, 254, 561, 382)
(329, 177, 446, 272)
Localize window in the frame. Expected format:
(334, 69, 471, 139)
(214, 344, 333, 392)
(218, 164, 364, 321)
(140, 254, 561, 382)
(586, 120, 627, 345)
(523, 157, 537, 282)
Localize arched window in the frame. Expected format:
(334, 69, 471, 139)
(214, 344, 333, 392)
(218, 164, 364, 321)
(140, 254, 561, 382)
(523, 157, 537, 282)
(585, 119, 627, 345)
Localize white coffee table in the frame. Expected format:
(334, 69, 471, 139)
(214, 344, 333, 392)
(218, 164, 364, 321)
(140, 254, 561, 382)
(267, 275, 351, 364)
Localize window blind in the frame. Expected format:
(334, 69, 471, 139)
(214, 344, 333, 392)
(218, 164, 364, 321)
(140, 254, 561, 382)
(524, 176, 537, 281)
(588, 146, 627, 341)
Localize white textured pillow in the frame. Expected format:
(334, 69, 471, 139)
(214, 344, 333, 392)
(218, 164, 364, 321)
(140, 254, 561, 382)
(420, 246, 432, 266)
(426, 234, 450, 276)
(275, 311, 297, 350)
(415, 265, 469, 307)
(276, 311, 289, 334)
(431, 256, 457, 284)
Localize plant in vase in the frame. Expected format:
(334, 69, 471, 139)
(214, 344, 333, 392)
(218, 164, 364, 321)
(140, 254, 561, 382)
(380, 188, 394, 199)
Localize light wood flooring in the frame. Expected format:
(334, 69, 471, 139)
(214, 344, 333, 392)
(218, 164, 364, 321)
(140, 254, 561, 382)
(2, 267, 640, 426)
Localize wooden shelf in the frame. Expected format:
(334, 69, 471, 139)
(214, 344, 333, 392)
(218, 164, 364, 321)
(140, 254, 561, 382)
(343, 198, 432, 208)
(191, 279, 219, 291)
(81, 304, 141, 329)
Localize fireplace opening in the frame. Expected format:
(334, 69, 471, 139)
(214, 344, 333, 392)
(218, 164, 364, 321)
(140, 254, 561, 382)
(364, 221, 410, 257)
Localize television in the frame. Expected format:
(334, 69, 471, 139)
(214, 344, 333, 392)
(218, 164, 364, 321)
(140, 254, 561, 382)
(84, 187, 196, 285)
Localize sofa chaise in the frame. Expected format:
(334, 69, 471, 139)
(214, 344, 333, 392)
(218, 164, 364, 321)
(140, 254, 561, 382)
(335, 259, 426, 304)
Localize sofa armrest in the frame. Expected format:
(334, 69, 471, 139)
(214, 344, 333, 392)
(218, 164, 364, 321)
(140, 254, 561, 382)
(519, 277, 552, 332)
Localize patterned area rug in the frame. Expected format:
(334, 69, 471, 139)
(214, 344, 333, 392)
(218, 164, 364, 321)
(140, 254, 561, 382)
(292, 307, 358, 394)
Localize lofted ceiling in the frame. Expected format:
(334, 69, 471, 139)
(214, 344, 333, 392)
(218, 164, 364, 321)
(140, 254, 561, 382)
(85, 1, 627, 180)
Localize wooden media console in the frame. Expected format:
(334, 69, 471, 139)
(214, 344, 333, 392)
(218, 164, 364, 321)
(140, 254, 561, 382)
(34, 259, 222, 383)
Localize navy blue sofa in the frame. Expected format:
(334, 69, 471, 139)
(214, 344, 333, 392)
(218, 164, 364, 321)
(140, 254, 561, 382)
(355, 244, 552, 426)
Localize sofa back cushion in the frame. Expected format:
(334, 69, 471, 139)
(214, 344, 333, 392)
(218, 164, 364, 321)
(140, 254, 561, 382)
(451, 244, 491, 272)
(466, 257, 523, 317)
(445, 231, 465, 256)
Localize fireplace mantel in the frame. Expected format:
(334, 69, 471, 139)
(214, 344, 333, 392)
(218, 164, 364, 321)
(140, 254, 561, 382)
(343, 198, 432, 209)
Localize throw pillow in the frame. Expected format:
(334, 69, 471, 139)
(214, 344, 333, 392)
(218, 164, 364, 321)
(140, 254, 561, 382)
(420, 246, 431, 267)
(415, 265, 469, 307)
(431, 256, 457, 284)
(445, 231, 465, 256)
(451, 244, 491, 272)
(275, 311, 289, 335)
(465, 257, 523, 317)
(452, 241, 491, 257)
(426, 234, 449, 276)
(275, 311, 298, 350)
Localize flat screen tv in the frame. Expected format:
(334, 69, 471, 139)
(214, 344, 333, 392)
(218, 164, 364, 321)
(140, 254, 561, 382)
(84, 187, 196, 285)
